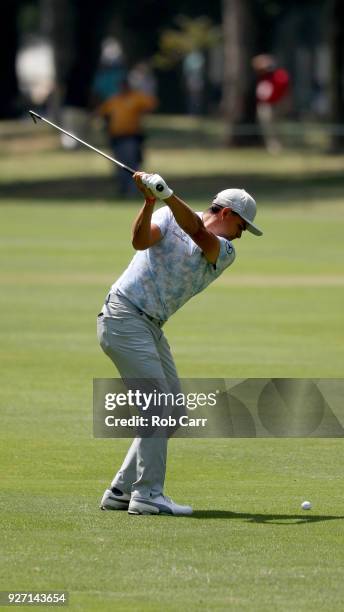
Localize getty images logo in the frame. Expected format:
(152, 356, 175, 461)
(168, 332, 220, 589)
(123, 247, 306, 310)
(93, 379, 344, 438)
(104, 389, 219, 411)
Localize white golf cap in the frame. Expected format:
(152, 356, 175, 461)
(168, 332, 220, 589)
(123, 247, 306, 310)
(213, 188, 263, 236)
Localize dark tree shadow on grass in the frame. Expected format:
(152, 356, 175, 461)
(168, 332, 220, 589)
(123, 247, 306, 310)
(1, 172, 344, 204)
(191, 510, 344, 524)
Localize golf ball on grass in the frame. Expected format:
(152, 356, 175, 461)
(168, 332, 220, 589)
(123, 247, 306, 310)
(301, 500, 312, 510)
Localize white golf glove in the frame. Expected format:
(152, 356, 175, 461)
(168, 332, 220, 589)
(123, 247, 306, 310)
(141, 173, 173, 200)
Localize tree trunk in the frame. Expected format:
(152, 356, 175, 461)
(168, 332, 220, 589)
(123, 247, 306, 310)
(0, 0, 20, 118)
(330, 0, 344, 151)
(221, 0, 260, 146)
(41, 0, 72, 116)
(48, 0, 111, 112)
(63, 0, 110, 108)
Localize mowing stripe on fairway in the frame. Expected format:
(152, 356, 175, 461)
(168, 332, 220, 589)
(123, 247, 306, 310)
(1, 272, 344, 287)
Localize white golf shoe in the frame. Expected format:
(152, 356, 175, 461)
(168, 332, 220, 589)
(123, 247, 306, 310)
(128, 494, 193, 516)
(100, 487, 131, 511)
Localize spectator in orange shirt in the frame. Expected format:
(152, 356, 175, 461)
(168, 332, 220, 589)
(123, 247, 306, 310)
(97, 78, 158, 196)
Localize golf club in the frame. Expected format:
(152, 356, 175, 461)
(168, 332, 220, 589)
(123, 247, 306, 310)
(28, 109, 136, 175)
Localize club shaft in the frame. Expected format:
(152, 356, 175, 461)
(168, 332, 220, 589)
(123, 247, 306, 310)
(28, 110, 136, 175)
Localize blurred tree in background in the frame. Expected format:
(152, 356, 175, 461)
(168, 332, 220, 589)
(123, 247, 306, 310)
(221, 0, 260, 145)
(0, 0, 20, 117)
(154, 16, 221, 114)
(48, 0, 111, 109)
(330, 0, 344, 150)
(2, 0, 344, 150)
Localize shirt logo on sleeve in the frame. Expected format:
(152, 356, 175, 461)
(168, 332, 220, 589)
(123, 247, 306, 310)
(225, 241, 233, 255)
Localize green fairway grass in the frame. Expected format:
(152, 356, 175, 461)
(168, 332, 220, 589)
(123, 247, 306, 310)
(1, 120, 344, 610)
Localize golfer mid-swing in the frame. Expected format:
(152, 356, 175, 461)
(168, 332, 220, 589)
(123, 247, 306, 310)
(98, 172, 263, 516)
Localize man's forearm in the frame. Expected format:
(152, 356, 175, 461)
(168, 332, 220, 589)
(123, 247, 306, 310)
(138, 172, 204, 237)
(132, 199, 155, 249)
(164, 193, 203, 236)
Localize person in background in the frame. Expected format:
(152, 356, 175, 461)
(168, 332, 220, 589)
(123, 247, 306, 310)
(92, 38, 126, 106)
(252, 54, 290, 154)
(183, 51, 205, 115)
(97, 79, 158, 196)
(129, 62, 157, 96)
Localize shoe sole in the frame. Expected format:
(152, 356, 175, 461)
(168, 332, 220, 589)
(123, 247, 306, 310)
(128, 500, 192, 516)
(128, 501, 161, 515)
(100, 503, 129, 511)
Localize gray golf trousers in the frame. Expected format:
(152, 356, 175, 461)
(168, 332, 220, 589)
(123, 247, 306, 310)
(97, 293, 181, 499)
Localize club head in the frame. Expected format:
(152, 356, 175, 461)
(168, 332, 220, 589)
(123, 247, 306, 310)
(29, 110, 41, 124)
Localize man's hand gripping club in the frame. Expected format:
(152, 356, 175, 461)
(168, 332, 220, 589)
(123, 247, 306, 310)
(140, 173, 174, 200)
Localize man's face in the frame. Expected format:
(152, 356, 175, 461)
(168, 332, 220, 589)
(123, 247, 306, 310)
(220, 209, 247, 240)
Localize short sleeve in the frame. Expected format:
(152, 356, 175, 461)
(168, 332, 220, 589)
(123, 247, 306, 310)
(151, 206, 173, 237)
(214, 237, 236, 272)
(98, 98, 113, 116)
(136, 92, 158, 112)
